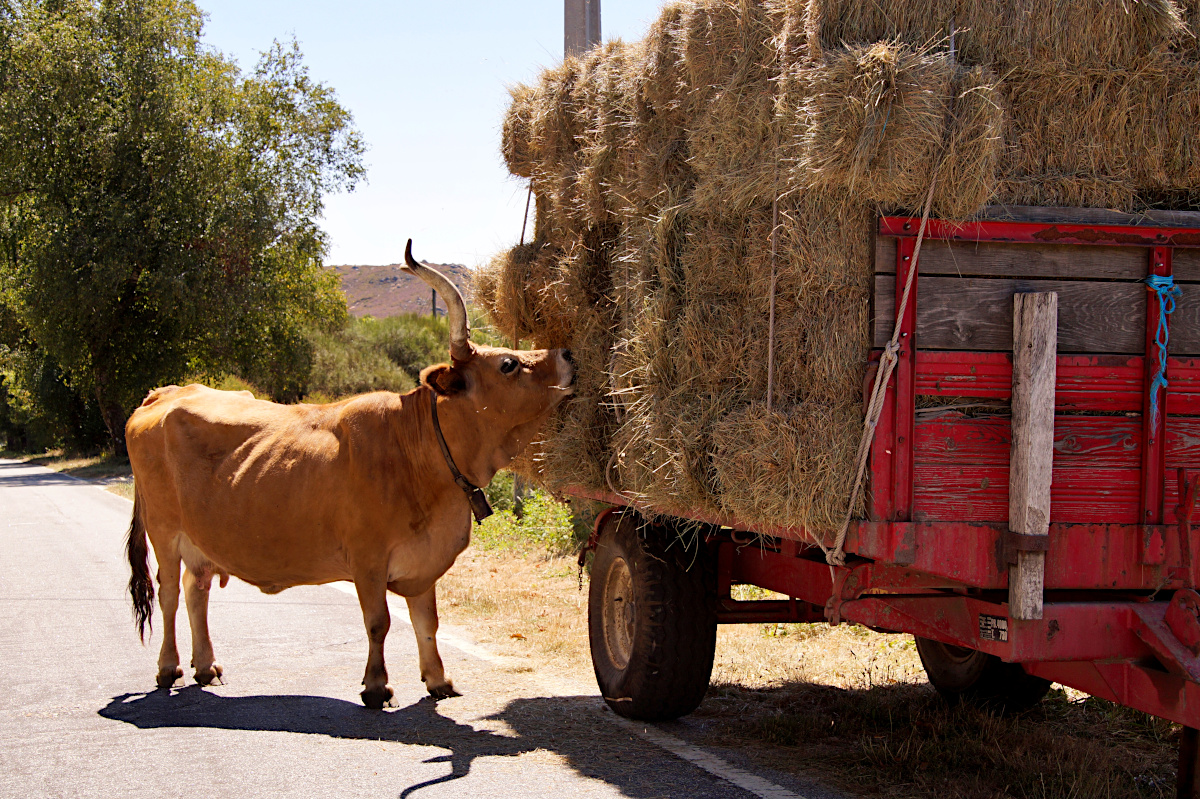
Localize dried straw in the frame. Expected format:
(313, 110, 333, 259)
(803, 0, 1188, 69)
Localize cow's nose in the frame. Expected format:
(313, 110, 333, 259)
(562, 349, 574, 365)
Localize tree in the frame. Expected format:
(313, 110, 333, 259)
(0, 0, 363, 452)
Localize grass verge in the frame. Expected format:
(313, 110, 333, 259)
(2, 449, 134, 500)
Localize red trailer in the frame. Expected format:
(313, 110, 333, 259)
(567, 206, 1200, 794)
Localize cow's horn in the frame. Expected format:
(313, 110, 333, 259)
(404, 239, 472, 362)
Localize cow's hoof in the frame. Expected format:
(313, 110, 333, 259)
(194, 663, 224, 686)
(361, 684, 396, 710)
(156, 666, 183, 689)
(427, 681, 461, 700)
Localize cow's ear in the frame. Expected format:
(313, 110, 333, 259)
(421, 363, 467, 396)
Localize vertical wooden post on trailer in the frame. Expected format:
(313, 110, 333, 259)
(1009, 292, 1057, 621)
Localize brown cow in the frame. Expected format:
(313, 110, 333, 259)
(125, 242, 573, 708)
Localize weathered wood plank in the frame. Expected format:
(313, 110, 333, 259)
(1168, 418, 1200, 468)
(1169, 287, 1200, 354)
(910, 465, 1142, 524)
(1168, 249, 1200, 282)
(915, 415, 1141, 468)
(875, 238, 1146, 280)
(875, 235, 898, 277)
(914, 352, 1200, 414)
(874, 276, 1146, 353)
(974, 205, 1200, 228)
(1009, 292, 1056, 620)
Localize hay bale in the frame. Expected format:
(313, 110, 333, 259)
(569, 41, 642, 228)
(712, 400, 864, 532)
(680, 0, 778, 97)
(791, 41, 954, 209)
(804, 0, 1188, 69)
(639, 2, 691, 114)
(683, 1, 783, 216)
(472, 239, 572, 346)
(992, 57, 1200, 209)
(935, 66, 1005, 218)
(688, 75, 780, 216)
(611, 392, 728, 519)
(502, 83, 538, 179)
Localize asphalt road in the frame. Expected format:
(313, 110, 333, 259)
(0, 459, 847, 799)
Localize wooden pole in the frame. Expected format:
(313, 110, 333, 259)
(431, 288, 437, 319)
(1009, 292, 1057, 621)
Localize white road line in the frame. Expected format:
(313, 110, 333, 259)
(108, 488, 811, 799)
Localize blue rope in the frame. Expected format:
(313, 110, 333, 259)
(1145, 273, 1182, 431)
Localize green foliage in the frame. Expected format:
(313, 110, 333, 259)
(483, 469, 516, 513)
(473, 488, 584, 558)
(0, 346, 108, 452)
(0, 0, 363, 450)
(304, 313, 453, 399)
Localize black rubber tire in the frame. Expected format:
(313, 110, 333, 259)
(588, 511, 717, 721)
(915, 636, 1052, 714)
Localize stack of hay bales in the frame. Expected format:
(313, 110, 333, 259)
(475, 0, 1200, 535)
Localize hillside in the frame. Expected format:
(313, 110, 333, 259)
(329, 261, 474, 318)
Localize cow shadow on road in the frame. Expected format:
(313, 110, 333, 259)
(100, 688, 741, 798)
(100, 687, 525, 797)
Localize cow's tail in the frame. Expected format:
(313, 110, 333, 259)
(126, 490, 155, 643)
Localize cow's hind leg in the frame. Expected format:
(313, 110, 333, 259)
(182, 567, 223, 686)
(355, 573, 395, 709)
(154, 552, 183, 689)
(403, 585, 459, 700)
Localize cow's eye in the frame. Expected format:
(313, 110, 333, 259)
(500, 357, 519, 375)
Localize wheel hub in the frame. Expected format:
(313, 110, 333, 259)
(602, 556, 635, 669)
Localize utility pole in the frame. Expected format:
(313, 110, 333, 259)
(564, 0, 601, 57)
(431, 288, 437, 319)
(521, 1, 602, 522)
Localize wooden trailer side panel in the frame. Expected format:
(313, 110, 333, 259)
(872, 225, 1200, 526)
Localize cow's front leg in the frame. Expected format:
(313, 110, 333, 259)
(354, 574, 395, 709)
(405, 585, 459, 699)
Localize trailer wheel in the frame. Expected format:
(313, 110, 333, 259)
(588, 511, 716, 721)
(915, 637, 1051, 713)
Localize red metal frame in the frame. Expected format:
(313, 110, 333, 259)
(877, 215, 1200, 248)
(1143, 247, 1173, 527)
(571, 212, 1200, 731)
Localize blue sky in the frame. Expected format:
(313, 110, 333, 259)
(199, 1, 664, 268)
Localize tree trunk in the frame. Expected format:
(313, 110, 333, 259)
(95, 383, 128, 457)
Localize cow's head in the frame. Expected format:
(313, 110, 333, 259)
(403, 240, 575, 480)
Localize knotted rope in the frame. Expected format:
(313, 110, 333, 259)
(819, 178, 938, 567)
(1145, 273, 1182, 432)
